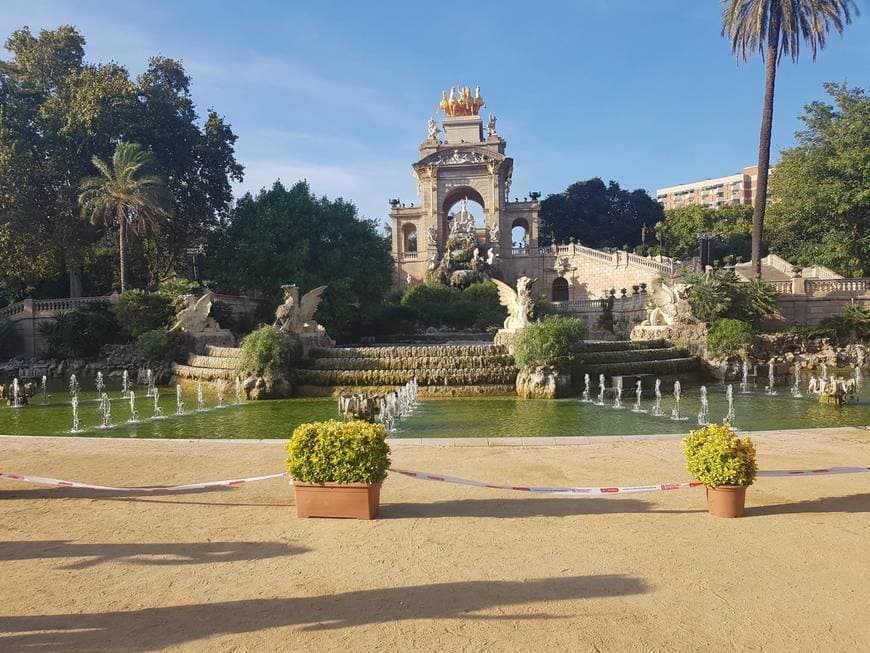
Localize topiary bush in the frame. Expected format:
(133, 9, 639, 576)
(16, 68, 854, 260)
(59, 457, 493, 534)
(514, 315, 588, 368)
(240, 325, 301, 379)
(684, 423, 757, 487)
(285, 419, 391, 484)
(707, 318, 754, 356)
(114, 290, 174, 339)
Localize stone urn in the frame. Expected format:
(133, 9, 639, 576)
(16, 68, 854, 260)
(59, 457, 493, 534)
(515, 365, 571, 399)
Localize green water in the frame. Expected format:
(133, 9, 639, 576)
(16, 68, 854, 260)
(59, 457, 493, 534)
(1, 378, 867, 438)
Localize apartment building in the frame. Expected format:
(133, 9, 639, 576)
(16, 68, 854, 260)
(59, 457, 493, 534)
(655, 165, 763, 210)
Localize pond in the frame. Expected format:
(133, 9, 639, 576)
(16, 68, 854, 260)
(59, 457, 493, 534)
(1, 377, 867, 439)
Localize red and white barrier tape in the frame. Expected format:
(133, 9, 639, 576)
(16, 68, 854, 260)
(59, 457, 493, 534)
(388, 467, 704, 495)
(0, 471, 285, 492)
(1, 466, 867, 495)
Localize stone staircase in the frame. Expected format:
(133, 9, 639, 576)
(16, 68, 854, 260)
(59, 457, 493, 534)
(172, 346, 242, 382)
(571, 340, 700, 390)
(296, 344, 517, 397)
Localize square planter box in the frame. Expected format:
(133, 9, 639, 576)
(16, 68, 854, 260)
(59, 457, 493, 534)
(293, 481, 381, 520)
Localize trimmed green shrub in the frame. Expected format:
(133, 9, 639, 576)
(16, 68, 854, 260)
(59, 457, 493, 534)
(114, 290, 174, 339)
(684, 423, 757, 487)
(398, 281, 506, 330)
(285, 419, 391, 484)
(240, 325, 301, 379)
(707, 318, 754, 356)
(514, 315, 588, 368)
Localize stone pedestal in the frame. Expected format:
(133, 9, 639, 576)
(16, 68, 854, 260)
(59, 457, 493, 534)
(299, 332, 335, 357)
(516, 365, 571, 399)
(190, 328, 235, 354)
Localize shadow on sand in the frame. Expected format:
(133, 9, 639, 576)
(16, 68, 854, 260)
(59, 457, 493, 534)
(0, 540, 307, 569)
(380, 497, 703, 519)
(0, 575, 648, 650)
(747, 492, 870, 516)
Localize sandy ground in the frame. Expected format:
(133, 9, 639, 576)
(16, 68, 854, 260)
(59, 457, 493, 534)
(1, 428, 869, 652)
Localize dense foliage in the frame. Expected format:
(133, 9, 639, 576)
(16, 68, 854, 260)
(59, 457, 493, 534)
(0, 318, 16, 357)
(654, 205, 753, 261)
(767, 83, 869, 276)
(37, 301, 119, 357)
(540, 178, 663, 248)
(707, 318, 754, 356)
(514, 315, 588, 368)
(394, 281, 506, 332)
(285, 420, 391, 484)
(240, 326, 301, 380)
(135, 327, 193, 363)
(684, 423, 757, 487)
(820, 304, 870, 343)
(113, 291, 173, 339)
(0, 25, 242, 304)
(207, 181, 393, 342)
(681, 269, 777, 325)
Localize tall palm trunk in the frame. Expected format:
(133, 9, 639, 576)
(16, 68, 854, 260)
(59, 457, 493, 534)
(118, 207, 128, 293)
(751, 12, 780, 279)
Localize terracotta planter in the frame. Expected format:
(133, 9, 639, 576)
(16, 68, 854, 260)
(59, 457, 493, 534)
(705, 484, 748, 518)
(293, 481, 382, 520)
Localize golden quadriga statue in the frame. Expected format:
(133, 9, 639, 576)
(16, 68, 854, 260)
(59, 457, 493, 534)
(439, 85, 486, 117)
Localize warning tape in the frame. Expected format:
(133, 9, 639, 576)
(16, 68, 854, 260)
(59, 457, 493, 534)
(1, 466, 867, 495)
(0, 471, 285, 492)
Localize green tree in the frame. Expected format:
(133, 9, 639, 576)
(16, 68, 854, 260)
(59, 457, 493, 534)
(207, 181, 394, 342)
(767, 83, 869, 276)
(657, 204, 753, 260)
(722, 0, 857, 278)
(0, 25, 242, 300)
(79, 142, 174, 292)
(539, 178, 663, 248)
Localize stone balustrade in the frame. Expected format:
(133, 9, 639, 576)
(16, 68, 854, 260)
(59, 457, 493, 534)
(767, 278, 870, 297)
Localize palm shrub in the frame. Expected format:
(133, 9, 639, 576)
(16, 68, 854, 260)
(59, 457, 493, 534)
(682, 270, 732, 322)
(37, 302, 120, 357)
(821, 304, 870, 343)
(732, 279, 778, 324)
(285, 420, 391, 484)
(514, 315, 588, 368)
(240, 325, 301, 380)
(707, 318, 754, 356)
(684, 423, 757, 487)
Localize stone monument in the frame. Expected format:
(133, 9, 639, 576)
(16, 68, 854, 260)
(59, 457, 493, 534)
(170, 290, 234, 352)
(273, 284, 335, 352)
(492, 276, 537, 352)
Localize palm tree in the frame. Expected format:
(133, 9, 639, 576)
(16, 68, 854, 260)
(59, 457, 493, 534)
(721, 0, 857, 278)
(79, 142, 174, 292)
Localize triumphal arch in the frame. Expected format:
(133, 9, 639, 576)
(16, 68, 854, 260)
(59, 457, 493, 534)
(390, 86, 678, 307)
(390, 86, 541, 289)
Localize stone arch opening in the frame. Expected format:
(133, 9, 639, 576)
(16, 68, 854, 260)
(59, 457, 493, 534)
(552, 277, 569, 302)
(511, 217, 530, 249)
(443, 186, 486, 231)
(402, 223, 418, 253)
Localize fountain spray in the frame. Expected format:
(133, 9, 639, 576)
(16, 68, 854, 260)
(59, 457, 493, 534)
(581, 373, 591, 403)
(98, 392, 112, 429)
(95, 371, 105, 394)
(697, 385, 709, 425)
(197, 382, 206, 411)
(121, 370, 130, 395)
(652, 378, 663, 417)
(216, 379, 226, 408)
(152, 388, 163, 418)
(791, 364, 803, 398)
(41, 375, 48, 403)
(234, 376, 242, 405)
(670, 380, 686, 421)
(766, 360, 777, 396)
(69, 374, 79, 396)
(724, 384, 735, 425)
(596, 374, 606, 406)
(740, 360, 750, 394)
(632, 379, 645, 413)
(10, 378, 24, 408)
(175, 385, 185, 415)
(128, 391, 139, 423)
(146, 369, 155, 397)
(612, 376, 623, 409)
(71, 395, 83, 432)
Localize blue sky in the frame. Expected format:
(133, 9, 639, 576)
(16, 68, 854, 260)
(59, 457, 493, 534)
(3, 1, 868, 226)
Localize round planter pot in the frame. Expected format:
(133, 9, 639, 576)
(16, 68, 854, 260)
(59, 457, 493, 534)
(293, 481, 382, 520)
(705, 484, 747, 518)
